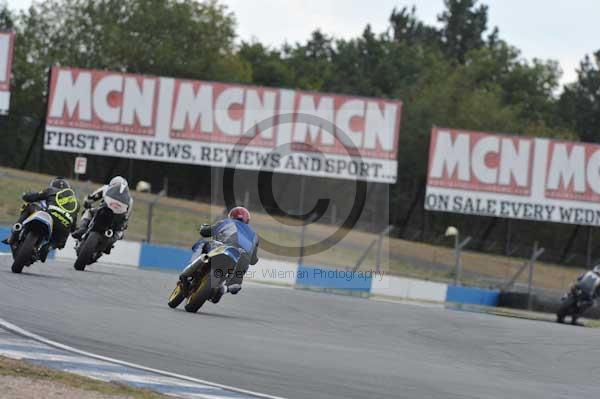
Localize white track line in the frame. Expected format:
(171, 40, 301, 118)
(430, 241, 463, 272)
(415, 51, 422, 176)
(0, 317, 286, 399)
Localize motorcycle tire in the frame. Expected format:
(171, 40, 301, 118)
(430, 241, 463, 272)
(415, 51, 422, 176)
(74, 232, 101, 271)
(556, 296, 576, 323)
(11, 232, 38, 274)
(184, 274, 213, 313)
(168, 282, 186, 309)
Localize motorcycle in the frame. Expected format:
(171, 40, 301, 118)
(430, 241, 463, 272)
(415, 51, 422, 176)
(9, 201, 56, 273)
(556, 274, 599, 324)
(73, 185, 131, 271)
(168, 240, 243, 313)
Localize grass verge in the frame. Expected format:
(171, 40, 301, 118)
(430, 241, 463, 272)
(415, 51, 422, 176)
(0, 355, 166, 398)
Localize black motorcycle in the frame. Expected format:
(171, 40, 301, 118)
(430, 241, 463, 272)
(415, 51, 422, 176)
(168, 240, 243, 313)
(74, 185, 131, 271)
(556, 272, 599, 324)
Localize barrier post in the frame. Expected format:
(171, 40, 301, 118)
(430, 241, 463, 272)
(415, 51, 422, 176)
(375, 225, 393, 273)
(586, 226, 593, 268)
(527, 241, 545, 310)
(146, 190, 166, 243)
(446, 226, 471, 285)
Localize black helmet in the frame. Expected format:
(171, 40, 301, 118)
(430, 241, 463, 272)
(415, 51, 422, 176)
(50, 177, 70, 189)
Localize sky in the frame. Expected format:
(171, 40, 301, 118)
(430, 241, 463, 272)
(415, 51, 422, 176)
(6, 0, 598, 86)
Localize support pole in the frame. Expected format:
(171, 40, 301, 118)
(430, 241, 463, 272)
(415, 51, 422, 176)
(505, 219, 512, 256)
(297, 176, 307, 268)
(586, 226, 593, 268)
(375, 225, 394, 273)
(146, 191, 165, 243)
(527, 241, 545, 310)
(453, 234, 472, 286)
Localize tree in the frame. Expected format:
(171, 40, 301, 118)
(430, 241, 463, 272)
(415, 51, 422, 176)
(239, 42, 293, 87)
(0, 1, 14, 29)
(559, 52, 600, 143)
(438, 0, 491, 64)
(11, 0, 250, 117)
(283, 30, 334, 91)
(389, 6, 439, 47)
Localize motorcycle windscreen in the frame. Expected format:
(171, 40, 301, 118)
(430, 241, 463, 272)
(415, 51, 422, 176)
(104, 185, 131, 215)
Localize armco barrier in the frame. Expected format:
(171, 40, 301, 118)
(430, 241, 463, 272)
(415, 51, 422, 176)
(247, 258, 298, 286)
(296, 265, 372, 292)
(371, 275, 448, 303)
(445, 285, 500, 306)
(55, 236, 141, 267)
(139, 242, 191, 271)
(0, 227, 10, 253)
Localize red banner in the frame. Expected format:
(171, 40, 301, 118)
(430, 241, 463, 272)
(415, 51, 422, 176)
(45, 67, 402, 182)
(0, 31, 15, 115)
(426, 128, 600, 225)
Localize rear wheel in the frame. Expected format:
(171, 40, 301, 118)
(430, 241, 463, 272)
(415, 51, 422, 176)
(74, 232, 101, 271)
(557, 296, 576, 323)
(184, 274, 214, 313)
(11, 233, 38, 274)
(167, 282, 186, 309)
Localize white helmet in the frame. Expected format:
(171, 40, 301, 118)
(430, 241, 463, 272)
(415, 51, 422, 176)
(109, 176, 129, 193)
(593, 265, 600, 274)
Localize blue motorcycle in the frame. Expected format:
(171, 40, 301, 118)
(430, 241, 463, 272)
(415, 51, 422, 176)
(168, 239, 243, 313)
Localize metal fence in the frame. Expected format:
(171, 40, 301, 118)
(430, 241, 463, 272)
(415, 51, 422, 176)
(0, 167, 584, 296)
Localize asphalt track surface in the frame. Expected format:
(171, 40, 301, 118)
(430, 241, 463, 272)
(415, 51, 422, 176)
(0, 256, 599, 398)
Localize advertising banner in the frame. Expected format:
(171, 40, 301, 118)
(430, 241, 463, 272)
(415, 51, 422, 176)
(0, 31, 15, 115)
(426, 127, 600, 226)
(44, 67, 402, 183)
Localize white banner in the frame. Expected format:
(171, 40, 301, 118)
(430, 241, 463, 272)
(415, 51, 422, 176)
(44, 67, 402, 183)
(426, 128, 600, 226)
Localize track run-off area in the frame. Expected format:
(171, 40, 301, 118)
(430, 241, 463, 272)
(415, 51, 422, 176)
(0, 256, 599, 398)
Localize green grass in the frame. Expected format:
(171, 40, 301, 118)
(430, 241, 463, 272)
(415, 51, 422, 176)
(0, 166, 585, 292)
(0, 356, 166, 398)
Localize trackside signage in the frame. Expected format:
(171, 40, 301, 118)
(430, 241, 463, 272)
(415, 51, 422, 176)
(425, 128, 600, 226)
(44, 67, 401, 183)
(0, 31, 15, 115)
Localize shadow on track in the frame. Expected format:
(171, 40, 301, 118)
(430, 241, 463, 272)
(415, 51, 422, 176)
(0, 270, 72, 281)
(168, 307, 265, 323)
(72, 269, 119, 277)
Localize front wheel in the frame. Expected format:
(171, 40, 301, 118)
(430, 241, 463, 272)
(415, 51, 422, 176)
(167, 282, 186, 309)
(11, 232, 38, 273)
(74, 232, 102, 271)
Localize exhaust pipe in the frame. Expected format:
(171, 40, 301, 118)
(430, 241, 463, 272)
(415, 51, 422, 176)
(105, 229, 114, 238)
(199, 253, 209, 263)
(12, 223, 22, 232)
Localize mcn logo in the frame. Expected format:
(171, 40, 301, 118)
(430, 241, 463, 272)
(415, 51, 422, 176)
(428, 129, 533, 195)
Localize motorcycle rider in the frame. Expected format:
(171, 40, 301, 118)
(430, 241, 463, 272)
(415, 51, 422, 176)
(574, 266, 600, 304)
(559, 266, 600, 324)
(2, 177, 78, 261)
(71, 176, 133, 248)
(179, 206, 258, 303)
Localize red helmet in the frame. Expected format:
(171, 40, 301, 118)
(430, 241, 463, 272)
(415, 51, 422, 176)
(228, 206, 250, 224)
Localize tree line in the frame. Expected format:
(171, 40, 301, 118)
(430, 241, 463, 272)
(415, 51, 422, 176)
(1, 0, 599, 265)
